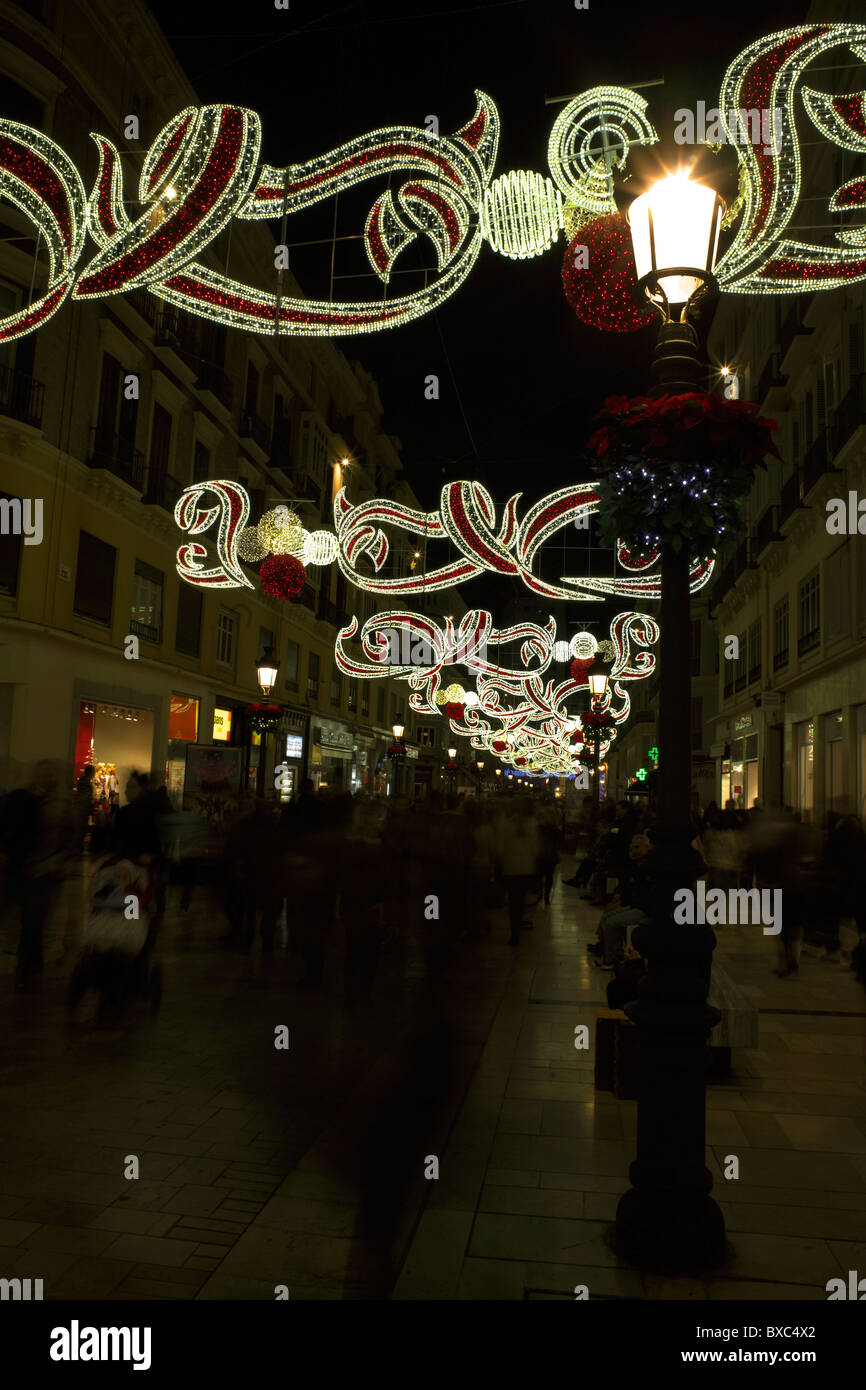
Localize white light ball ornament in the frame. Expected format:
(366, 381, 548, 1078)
(570, 631, 597, 660)
(463, 691, 480, 708)
(480, 170, 564, 260)
(303, 530, 338, 566)
(553, 640, 572, 663)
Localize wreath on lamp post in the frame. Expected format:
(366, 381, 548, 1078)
(246, 703, 283, 733)
(586, 392, 781, 554)
(581, 709, 619, 743)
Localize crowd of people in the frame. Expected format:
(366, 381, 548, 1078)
(1, 760, 865, 1014)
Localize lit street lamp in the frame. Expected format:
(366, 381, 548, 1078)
(390, 722, 407, 795)
(256, 646, 280, 696)
(613, 170, 726, 1271)
(447, 744, 458, 795)
(586, 653, 610, 805)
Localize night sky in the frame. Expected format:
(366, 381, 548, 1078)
(145, 0, 803, 623)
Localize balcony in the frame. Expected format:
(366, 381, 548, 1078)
(773, 648, 788, 671)
(155, 305, 200, 374)
(240, 411, 271, 456)
(127, 289, 158, 328)
(798, 631, 819, 657)
(129, 617, 160, 644)
(779, 299, 813, 361)
(0, 364, 44, 429)
(87, 426, 145, 491)
(779, 471, 803, 525)
(143, 469, 182, 513)
(753, 503, 782, 557)
(757, 351, 785, 406)
(801, 431, 838, 497)
(833, 374, 866, 457)
(196, 361, 234, 413)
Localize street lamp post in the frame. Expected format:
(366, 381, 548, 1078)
(447, 745, 457, 796)
(613, 172, 725, 1272)
(391, 722, 406, 796)
(476, 759, 484, 798)
(586, 654, 610, 806)
(255, 645, 280, 797)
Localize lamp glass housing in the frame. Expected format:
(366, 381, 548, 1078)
(256, 646, 280, 696)
(628, 173, 724, 306)
(448, 746, 457, 760)
(392, 723, 405, 740)
(587, 654, 610, 700)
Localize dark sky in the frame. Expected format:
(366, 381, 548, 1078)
(146, 0, 804, 501)
(145, 0, 805, 625)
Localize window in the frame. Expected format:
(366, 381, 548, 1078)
(96, 352, 138, 458)
(773, 597, 789, 670)
(130, 560, 163, 642)
(377, 687, 385, 724)
(417, 725, 436, 749)
(168, 695, 198, 741)
(0, 490, 23, 596)
(690, 618, 702, 676)
(74, 531, 116, 625)
(216, 609, 236, 666)
(747, 618, 761, 685)
(285, 640, 299, 691)
(735, 630, 747, 691)
(798, 568, 820, 655)
(176, 584, 202, 657)
(330, 663, 342, 708)
(149, 403, 172, 479)
(193, 440, 210, 482)
(307, 651, 320, 701)
(825, 544, 851, 643)
(213, 708, 232, 742)
(348, 678, 358, 712)
(361, 684, 369, 717)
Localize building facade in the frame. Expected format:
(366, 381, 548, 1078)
(0, 0, 453, 807)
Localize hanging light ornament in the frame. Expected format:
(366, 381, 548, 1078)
(259, 554, 306, 600)
(479, 170, 563, 259)
(553, 640, 572, 663)
(237, 526, 269, 562)
(303, 530, 339, 566)
(570, 631, 597, 660)
(258, 508, 304, 555)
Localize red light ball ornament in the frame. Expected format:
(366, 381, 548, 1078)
(570, 657, 593, 683)
(259, 553, 306, 600)
(444, 701, 466, 721)
(561, 212, 655, 335)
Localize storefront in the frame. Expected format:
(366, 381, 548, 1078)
(720, 714, 759, 810)
(277, 708, 308, 802)
(74, 699, 156, 808)
(165, 693, 200, 805)
(311, 718, 354, 793)
(793, 717, 814, 820)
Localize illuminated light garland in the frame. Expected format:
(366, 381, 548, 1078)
(0, 120, 87, 343)
(714, 24, 866, 293)
(237, 526, 269, 562)
(259, 553, 306, 600)
(175, 481, 253, 589)
(553, 640, 571, 662)
(479, 170, 563, 259)
(547, 86, 659, 205)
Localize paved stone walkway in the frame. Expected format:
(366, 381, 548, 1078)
(1, 857, 864, 1299)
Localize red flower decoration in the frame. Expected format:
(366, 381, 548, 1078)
(259, 553, 306, 600)
(570, 657, 592, 682)
(515, 757, 527, 766)
(570, 730, 584, 745)
(444, 701, 466, 722)
(492, 739, 507, 752)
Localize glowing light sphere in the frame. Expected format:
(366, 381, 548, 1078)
(258, 507, 304, 555)
(463, 690, 480, 708)
(303, 530, 338, 566)
(434, 690, 449, 707)
(259, 553, 306, 600)
(237, 526, 268, 562)
(570, 631, 597, 660)
(553, 640, 572, 662)
(442, 683, 465, 702)
(479, 170, 563, 260)
(597, 638, 617, 661)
